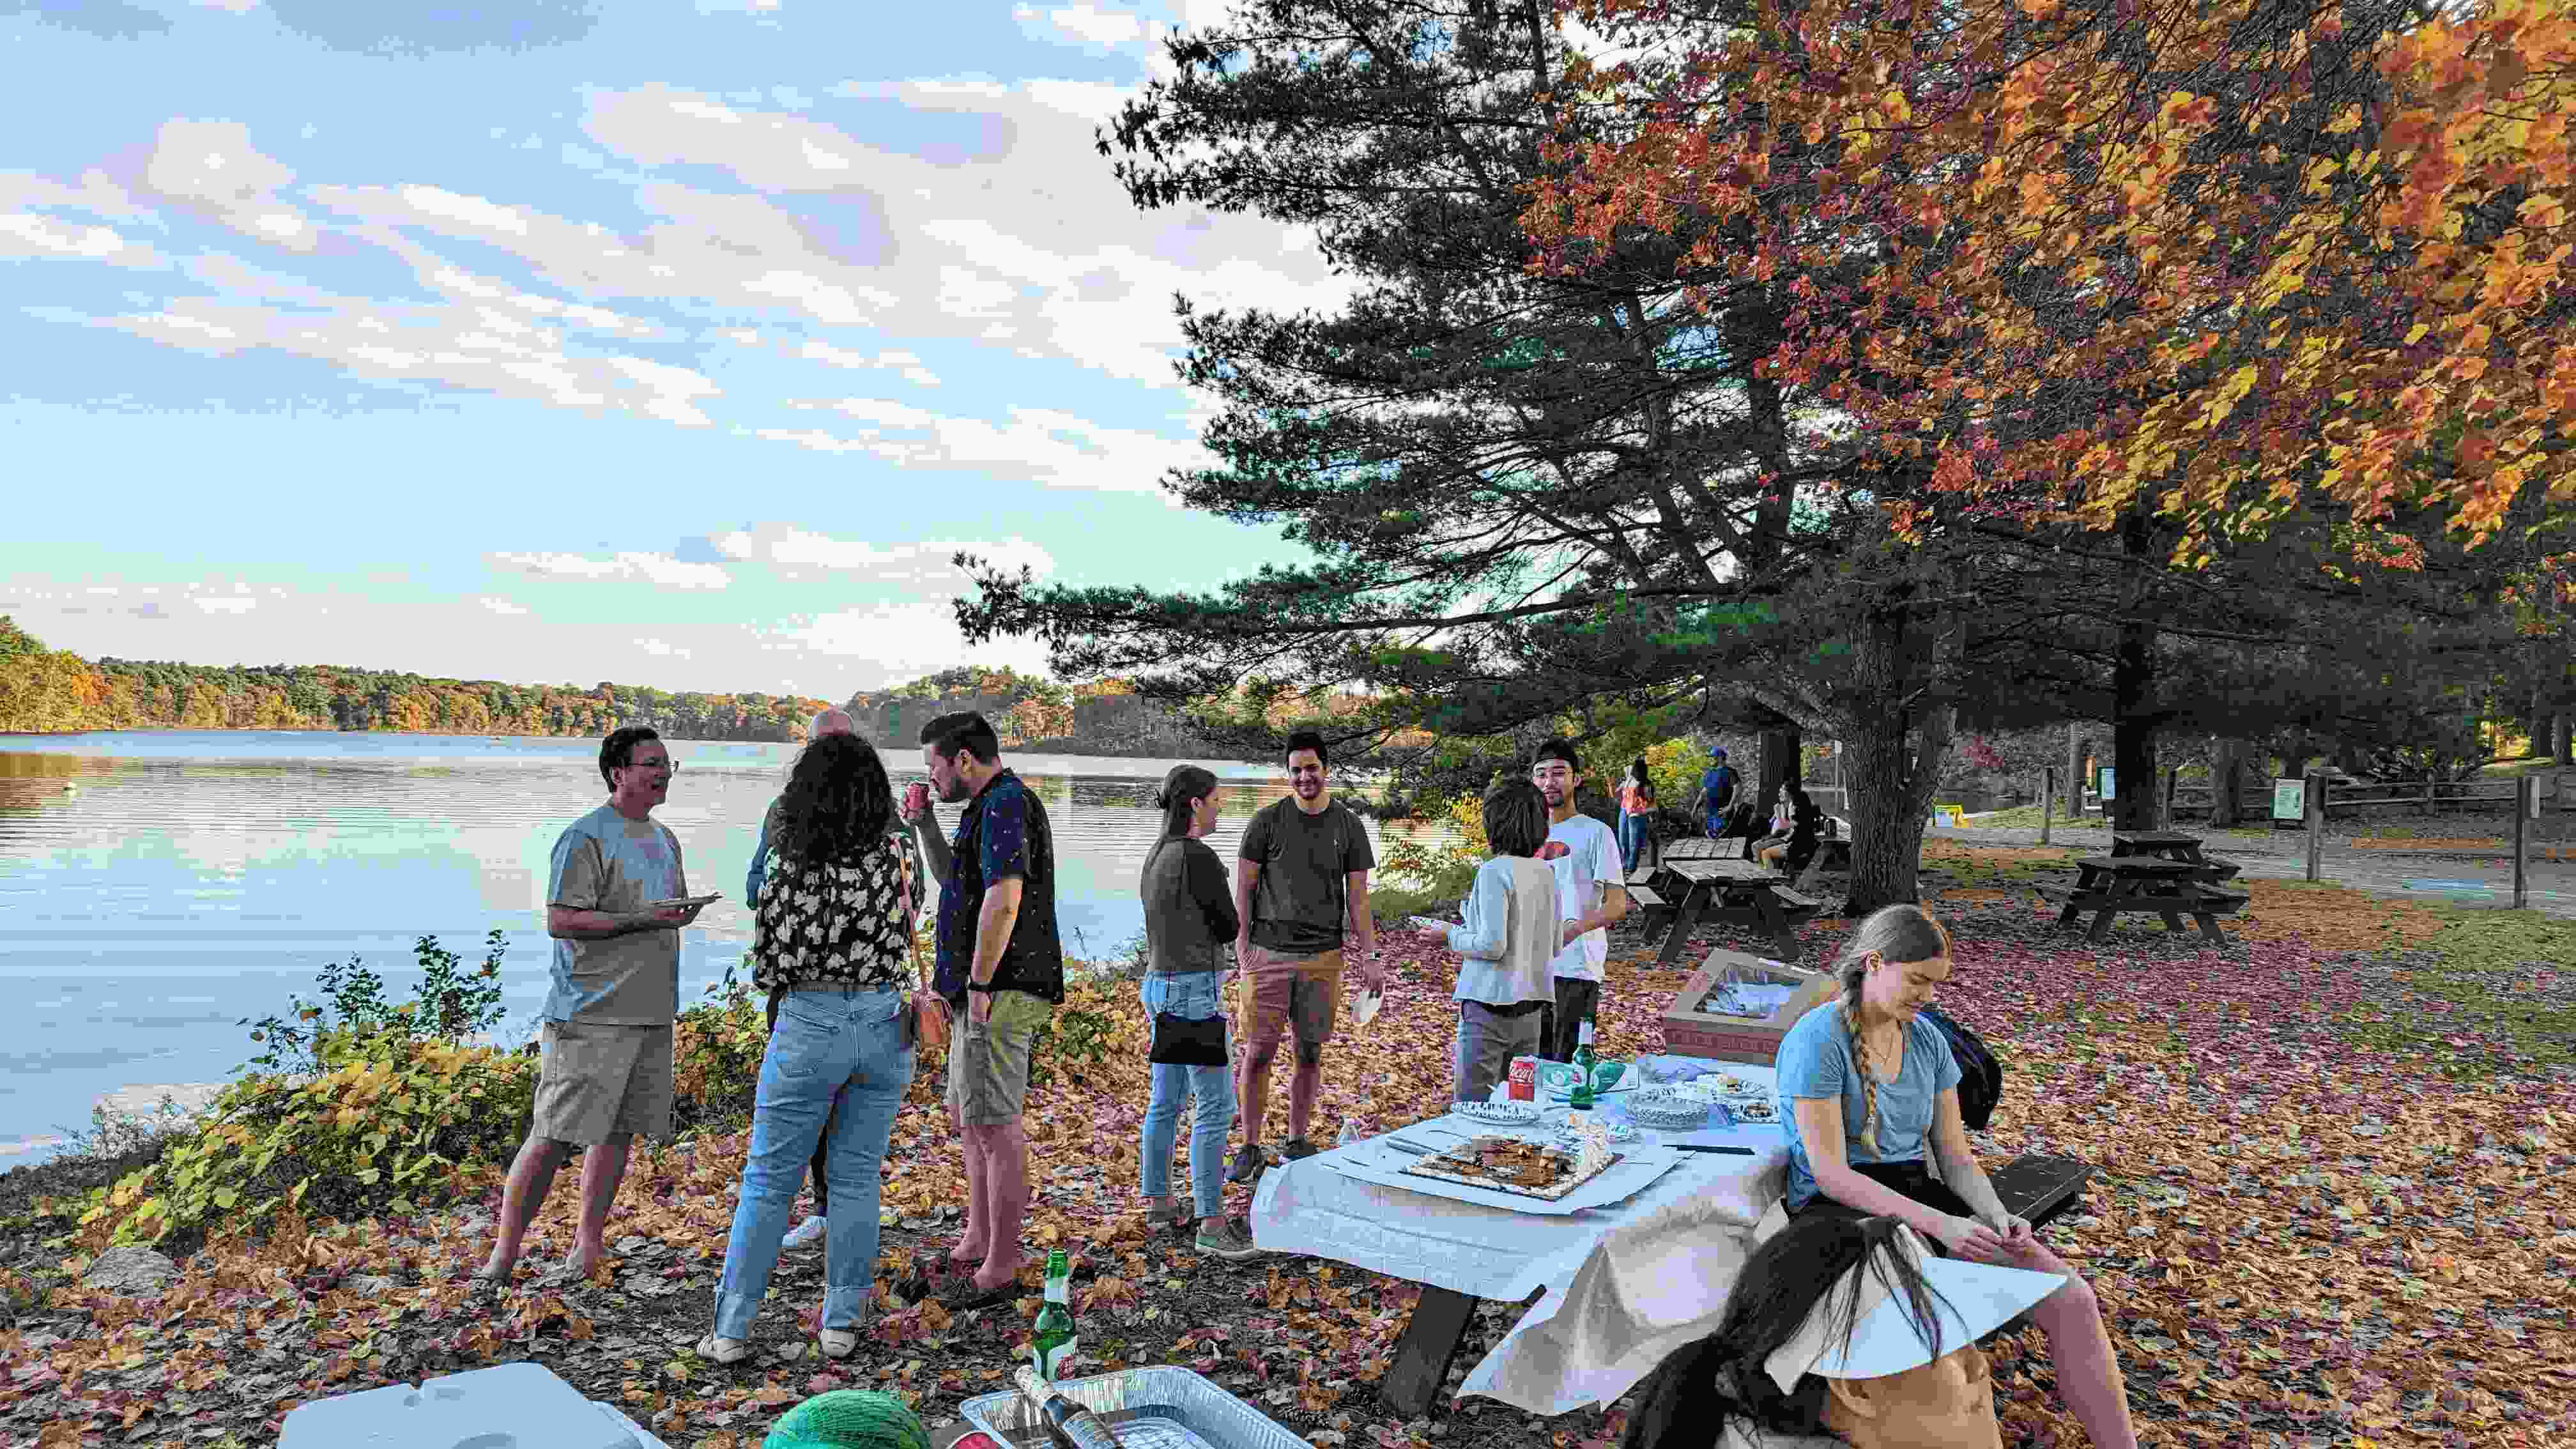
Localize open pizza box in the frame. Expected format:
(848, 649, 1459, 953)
(1659, 947, 1838, 1064)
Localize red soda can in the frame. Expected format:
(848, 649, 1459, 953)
(1506, 1057, 1537, 1102)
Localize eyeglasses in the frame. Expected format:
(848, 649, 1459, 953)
(622, 758, 678, 773)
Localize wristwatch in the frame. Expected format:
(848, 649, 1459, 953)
(965, 980, 1000, 993)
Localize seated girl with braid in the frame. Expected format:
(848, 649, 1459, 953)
(1770, 905, 2138, 1449)
(1621, 1213, 2067, 1449)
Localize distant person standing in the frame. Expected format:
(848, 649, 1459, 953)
(903, 711, 1062, 1310)
(1529, 739, 1627, 1062)
(1614, 757, 1660, 872)
(480, 726, 708, 1287)
(1690, 746, 1739, 841)
(1229, 728, 1383, 1181)
(743, 706, 859, 1255)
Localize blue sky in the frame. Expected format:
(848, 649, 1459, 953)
(0, 0, 1343, 698)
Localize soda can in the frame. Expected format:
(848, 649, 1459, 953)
(1506, 1056, 1537, 1102)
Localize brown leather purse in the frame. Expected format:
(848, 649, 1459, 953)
(903, 861, 946, 1052)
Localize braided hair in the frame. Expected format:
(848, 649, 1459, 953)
(1830, 905, 1952, 1156)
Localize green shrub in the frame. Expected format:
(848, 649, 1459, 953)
(237, 929, 510, 1078)
(79, 1038, 538, 1254)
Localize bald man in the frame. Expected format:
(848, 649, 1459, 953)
(747, 706, 860, 1250)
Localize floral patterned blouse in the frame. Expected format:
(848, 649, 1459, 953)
(750, 829, 917, 992)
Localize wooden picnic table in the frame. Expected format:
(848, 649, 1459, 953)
(2109, 830, 2243, 880)
(1639, 857, 1820, 967)
(2054, 855, 2248, 944)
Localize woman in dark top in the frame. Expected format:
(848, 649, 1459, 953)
(1136, 764, 1259, 1261)
(1756, 783, 1825, 878)
(698, 734, 917, 1365)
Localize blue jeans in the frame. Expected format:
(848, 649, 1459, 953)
(1137, 972, 1234, 1218)
(1618, 811, 1655, 869)
(714, 985, 914, 1337)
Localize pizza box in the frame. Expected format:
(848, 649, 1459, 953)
(1659, 948, 1837, 1064)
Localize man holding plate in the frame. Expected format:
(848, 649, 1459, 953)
(479, 725, 712, 1287)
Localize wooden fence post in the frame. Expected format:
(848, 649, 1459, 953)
(2304, 770, 2327, 883)
(2423, 774, 2437, 817)
(2039, 767, 2055, 847)
(2516, 775, 2536, 909)
(2161, 767, 2178, 829)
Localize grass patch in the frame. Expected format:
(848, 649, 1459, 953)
(2338, 906, 2576, 1073)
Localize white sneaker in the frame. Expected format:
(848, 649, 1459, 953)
(782, 1215, 827, 1250)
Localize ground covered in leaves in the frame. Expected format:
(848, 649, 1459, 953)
(4, 873, 2572, 1449)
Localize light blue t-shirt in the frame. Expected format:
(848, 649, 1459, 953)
(542, 802, 686, 1025)
(1776, 1004, 1961, 1211)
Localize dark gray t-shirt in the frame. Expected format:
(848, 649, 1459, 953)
(1239, 797, 1376, 959)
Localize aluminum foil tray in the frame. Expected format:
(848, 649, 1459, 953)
(960, 1365, 1311, 1449)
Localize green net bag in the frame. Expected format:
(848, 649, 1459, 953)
(759, 1389, 931, 1449)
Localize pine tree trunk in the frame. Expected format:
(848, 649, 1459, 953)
(2556, 712, 2571, 765)
(2064, 723, 2086, 820)
(1759, 724, 1802, 822)
(1841, 604, 1949, 916)
(2209, 739, 2248, 827)
(2110, 511, 2163, 833)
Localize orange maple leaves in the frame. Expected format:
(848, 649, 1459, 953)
(1533, 0, 2576, 564)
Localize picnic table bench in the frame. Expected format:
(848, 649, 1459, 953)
(1639, 857, 1820, 967)
(2110, 830, 2243, 882)
(2050, 855, 2248, 944)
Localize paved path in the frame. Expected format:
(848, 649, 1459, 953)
(1924, 824, 2576, 922)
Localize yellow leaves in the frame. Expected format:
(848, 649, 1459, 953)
(2405, 323, 2432, 345)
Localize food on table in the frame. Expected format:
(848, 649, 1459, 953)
(1399, 1133, 1626, 1199)
(1729, 1099, 1779, 1123)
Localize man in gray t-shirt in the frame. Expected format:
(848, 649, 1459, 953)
(1228, 729, 1382, 1182)
(479, 726, 709, 1288)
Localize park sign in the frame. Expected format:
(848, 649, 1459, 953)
(2272, 779, 2306, 822)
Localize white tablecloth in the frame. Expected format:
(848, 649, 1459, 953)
(1249, 1060, 1795, 1415)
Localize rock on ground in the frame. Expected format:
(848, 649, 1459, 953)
(80, 1245, 181, 1298)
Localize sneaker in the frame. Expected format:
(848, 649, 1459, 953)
(693, 1332, 751, 1365)
(1193, 1216, 1262, 1262)
(1225, 1143, 1268, 1184)
(1143, 1198, 1192, 1230)
(1280, 1138, 1320, 1162)
(781, 1215, 827, 1250)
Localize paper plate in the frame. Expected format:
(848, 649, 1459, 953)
(1453, 1101, 1545, 1127)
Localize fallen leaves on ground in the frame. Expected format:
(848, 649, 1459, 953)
(4, 893, 2570, 1449)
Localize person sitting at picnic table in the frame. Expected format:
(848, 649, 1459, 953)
(1754, 782, 1825, 878)
(1433, 779, 1570, 1103)
(1618, 1212, 2067, 1449)
(1774, 905, 2139, 1448)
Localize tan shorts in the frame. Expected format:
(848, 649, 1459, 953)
(530, 1020, 675, 1146)
(945, 988, 1052, 1127)
(1238, 944, 1343, 1052)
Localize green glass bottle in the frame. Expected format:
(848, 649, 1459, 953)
(1568, 1017, 1598, 1112)
(1031, 1249, 1077, 1381)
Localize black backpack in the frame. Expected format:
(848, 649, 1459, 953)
(1921, 1006, 2002, 1131)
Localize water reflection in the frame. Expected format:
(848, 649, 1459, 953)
(0, 731, 1459, 1164)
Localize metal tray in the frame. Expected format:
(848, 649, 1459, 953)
(960, 1365, 1311, 1449)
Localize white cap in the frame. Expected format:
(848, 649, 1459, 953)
(1759, 1223, 2062, 1393)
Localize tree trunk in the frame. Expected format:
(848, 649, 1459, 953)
(2556, 712, 2572, 765)
(1758, 724, 1802, 824)
(1841, 603, 1952, 916)
(2109, 509, 2163, 833)
(2208, 739, 2248, 827)
(2064, 723, 2086, 820)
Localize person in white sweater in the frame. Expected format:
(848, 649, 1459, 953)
(1423, 779, 1574, 1103)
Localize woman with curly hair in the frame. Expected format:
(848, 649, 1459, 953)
(1770, 905, 2138, 1448)
(697, 733, 919, 1365)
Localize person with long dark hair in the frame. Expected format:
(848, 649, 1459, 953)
(696, 733, 917, 1364)
(1616, 758, 1660, 871)
(1621, 1213, 2064, 1449)
(1755, 782, 1825, 879)
(1771, 906, 2138, 1447)
(1136, 764, 1261, 1260)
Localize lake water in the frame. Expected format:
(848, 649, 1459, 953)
(0, 730, 1455, 1167)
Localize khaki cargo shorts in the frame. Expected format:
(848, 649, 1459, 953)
(1238, 944, 1343, 1056)
(945, 988, 1052, 1127)
(531, 1020, 675, 1145)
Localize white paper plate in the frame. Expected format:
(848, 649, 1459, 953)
(1452, 1101, 1544, 1127)
(1552, 1119, 1641, 1146)
(1726, 1100, 1782, 1124)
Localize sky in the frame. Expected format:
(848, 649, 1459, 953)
(0, 0, 1349, 699)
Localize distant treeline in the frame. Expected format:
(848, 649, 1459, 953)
(0, 616, 832, 741)
(841, 666, 1229, 759)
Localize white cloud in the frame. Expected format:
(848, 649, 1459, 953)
(488, 551, 733, 589)
(797, 340, 938, 385)
(0, 213, 168, 270)
(477, 595, 530, 615)
(141, 118, 317, 253)
(753, 401, 1205, 499)
(703, 524, 1055, 580)
(1016, 3, 1147, 48)
(191, 0, 264, 12)
(635, 636, 692, 657)
(190, 595, 258, 615)
(777, 598, 1052, 682)
(0, 168, 146, 221)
